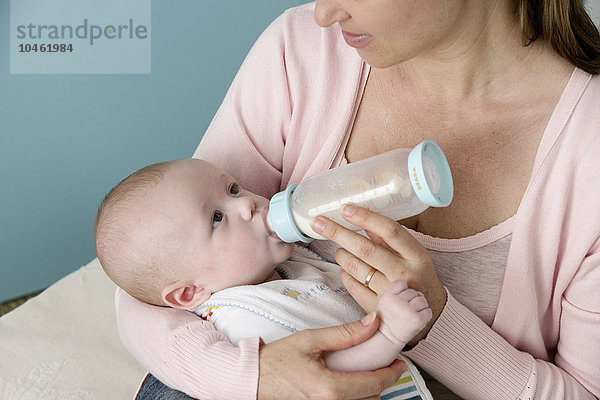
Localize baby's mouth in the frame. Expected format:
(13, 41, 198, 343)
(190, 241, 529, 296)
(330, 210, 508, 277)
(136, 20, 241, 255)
(262, 206, 282, 241)
(261, 207, 271, 233)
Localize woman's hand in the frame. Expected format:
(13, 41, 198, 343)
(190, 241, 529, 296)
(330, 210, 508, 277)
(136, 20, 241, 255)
(258, 314, 406, 399)
(311, 205, 447, 346)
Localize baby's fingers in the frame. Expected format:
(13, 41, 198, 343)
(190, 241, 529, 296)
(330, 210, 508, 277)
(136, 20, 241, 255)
(385, 279, 408, 294)
(419, 308, 433, 325)
(409, 295, 430, 312)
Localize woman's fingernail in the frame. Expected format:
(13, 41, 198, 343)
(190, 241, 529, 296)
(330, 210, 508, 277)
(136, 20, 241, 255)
(343, 204, 356, 217)
(361, 311, 376, 326)
(312, 217, 326, 233)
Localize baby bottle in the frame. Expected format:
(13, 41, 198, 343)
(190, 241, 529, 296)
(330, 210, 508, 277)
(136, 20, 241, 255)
(266, 140, 453, 243)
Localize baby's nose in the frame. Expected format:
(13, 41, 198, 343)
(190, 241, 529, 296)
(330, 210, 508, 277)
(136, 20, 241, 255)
(239, 198, 255, 221)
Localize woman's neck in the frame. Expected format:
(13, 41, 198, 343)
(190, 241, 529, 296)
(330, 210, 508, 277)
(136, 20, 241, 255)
(386, 1, 559, 105)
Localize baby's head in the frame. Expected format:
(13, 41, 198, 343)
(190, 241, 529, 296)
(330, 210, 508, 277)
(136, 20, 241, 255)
(95, 158, 293, 309)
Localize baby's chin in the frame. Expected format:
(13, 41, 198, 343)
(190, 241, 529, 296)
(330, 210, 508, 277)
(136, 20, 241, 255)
(283, 242, 295, 256)
(264, 269, 282, 282)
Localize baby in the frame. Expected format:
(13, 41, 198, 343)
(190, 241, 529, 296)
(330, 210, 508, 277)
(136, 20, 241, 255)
(94, 158, 432, 374)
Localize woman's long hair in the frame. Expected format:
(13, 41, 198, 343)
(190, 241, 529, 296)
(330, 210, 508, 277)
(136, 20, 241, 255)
(515, 0, 600, 74)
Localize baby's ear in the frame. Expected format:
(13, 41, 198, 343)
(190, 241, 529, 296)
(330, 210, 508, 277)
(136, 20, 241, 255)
(162, 282, 211, 310)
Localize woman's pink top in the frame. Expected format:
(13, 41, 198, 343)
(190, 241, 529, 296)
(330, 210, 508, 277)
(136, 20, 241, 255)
(115, 3, 600, 399)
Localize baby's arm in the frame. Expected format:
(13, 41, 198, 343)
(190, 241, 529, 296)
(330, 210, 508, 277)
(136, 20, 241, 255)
(324, 280, 432, 372)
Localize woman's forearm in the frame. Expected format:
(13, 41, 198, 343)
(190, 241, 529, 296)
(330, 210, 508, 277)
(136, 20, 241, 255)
(405, 292, 598, 400)
(115, 288, 259, 399)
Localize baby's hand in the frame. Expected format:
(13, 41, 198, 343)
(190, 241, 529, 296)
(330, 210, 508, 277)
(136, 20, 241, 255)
(376, 280, 432, 348)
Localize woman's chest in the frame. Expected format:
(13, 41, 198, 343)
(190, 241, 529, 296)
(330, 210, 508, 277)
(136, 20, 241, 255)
(344, 80, 550, 239)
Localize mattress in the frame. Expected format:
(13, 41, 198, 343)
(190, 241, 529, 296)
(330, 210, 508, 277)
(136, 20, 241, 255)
(0, 258, 146, 399)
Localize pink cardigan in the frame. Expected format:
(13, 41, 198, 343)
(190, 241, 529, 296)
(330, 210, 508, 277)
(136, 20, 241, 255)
(115, 4, 600, 399)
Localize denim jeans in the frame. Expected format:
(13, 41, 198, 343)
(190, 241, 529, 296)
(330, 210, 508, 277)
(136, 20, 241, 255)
(136, 374, 195, 400)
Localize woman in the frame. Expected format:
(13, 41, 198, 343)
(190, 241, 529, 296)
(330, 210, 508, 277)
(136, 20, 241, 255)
(116, 1, 600, 398)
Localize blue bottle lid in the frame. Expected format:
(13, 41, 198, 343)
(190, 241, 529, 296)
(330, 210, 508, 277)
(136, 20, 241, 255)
(407, 140, 454, 207)
(268, 184, 314, 243)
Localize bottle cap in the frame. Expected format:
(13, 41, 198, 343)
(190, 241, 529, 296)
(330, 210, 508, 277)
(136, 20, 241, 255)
(407, 140, 454, 207)
(268, 184, 314, 243)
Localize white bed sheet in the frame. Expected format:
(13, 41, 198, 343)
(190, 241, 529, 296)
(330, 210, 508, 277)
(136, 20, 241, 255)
(0, 258, 146, 399)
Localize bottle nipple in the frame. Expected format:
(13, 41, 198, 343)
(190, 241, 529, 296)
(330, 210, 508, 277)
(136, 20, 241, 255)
(266, 212, 274, 233)
(407, 140, 453, 207)
(268, 184, 314, 243)
(422, 156, 440, 194)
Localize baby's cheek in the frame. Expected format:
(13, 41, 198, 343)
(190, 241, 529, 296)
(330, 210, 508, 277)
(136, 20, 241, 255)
(274, 242, 294, 262)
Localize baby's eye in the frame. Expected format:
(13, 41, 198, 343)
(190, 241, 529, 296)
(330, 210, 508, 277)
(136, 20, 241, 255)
(212, 211, 224, 228)
(229, 183, 240, 197)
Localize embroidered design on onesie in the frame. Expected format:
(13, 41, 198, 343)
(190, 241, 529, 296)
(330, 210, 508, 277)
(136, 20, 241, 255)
(282, 288, 301, 299)
(200, 306, 220, 321)
(281, 284, 333, 301)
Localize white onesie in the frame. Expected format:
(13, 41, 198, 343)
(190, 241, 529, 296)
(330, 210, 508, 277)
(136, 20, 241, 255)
(194, 246, 433, 400)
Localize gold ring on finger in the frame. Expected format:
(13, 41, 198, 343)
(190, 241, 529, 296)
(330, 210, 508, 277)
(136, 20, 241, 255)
(363, 268, 377, 288)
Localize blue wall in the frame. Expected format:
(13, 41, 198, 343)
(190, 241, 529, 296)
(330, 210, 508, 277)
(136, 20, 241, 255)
(0, 0, 309, 302)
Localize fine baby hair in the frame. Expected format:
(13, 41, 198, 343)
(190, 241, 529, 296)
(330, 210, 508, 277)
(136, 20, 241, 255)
(94, 160, 177, 306)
